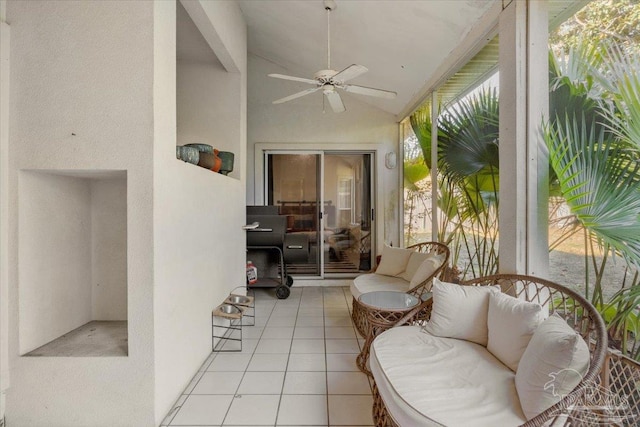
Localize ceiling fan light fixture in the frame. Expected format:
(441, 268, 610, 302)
(323, 84, 336, 94)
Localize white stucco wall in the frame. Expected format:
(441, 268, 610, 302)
(7, 1, 155, 425)
(91, 176, 128, 321)
(247, 54, 400, 247)
(19, 172, 93, 354)
(153, 1, 247, 423)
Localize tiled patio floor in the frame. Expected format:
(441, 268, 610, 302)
(161, 286, 374, 427)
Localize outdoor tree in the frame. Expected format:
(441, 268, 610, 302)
(550, 0, 640, 54)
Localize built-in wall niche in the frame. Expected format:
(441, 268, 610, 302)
(19, 170, 128, 357)
(176, 1, 241, 179)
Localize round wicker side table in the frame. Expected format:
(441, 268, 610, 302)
(356, 291, 420, 376)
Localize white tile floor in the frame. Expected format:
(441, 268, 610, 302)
(161, 286, 374, 427)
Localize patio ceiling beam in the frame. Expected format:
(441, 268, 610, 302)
(498, 0, 549, 276)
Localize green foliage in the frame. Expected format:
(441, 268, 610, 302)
(403, 161, 428, 191)
(405, 4, 640, 356)
(546, 40, 640, 358)
(602, 276, 640, 360)
(546, 114, 640, 269)
(438, 88, 499, 179)
(550, 0, 640, 55)
(595, 45, 640, 151)
(409, 88, 500, 278)
(409, 103, 435, 169)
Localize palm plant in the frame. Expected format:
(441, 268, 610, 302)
(403, 148, 430, 246)
(410, 88, 500, 278)
(546, 40, 640, 358)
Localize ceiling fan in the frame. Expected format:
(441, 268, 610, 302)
(268, 0, 397, 113)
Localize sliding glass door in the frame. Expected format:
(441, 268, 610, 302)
(267, 153, 323, 277)
(323, 153, 373, 274)
(266, 150, 374, 278)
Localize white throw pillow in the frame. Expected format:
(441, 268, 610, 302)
(423, 278, 500, 346)
(375, 245, 413, 277)
(409, 257, 443, 288)
(515, 315, 590, 420)
(487, 292, 546, 372)
(400, 251, 431, 281)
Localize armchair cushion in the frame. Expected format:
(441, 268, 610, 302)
(399, 251, 432, 281)
(371, 325, 526, 426)
(515, 315, 590, 420)
(409, 256, 443, 288)
(423, 279, 500, 346)
(487, 292, 546, 372)
(375, 245, 413, 277)
(350, 273, 410, 300)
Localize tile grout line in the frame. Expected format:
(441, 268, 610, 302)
(273, 287, 302, 427)
(324, 287, 331, 427)
(219, 291, 277, 427)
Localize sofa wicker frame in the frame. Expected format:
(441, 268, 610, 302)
(350, 242, 450, 337)
(371, 274, 608, 427)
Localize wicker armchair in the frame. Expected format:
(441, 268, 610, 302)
(371, 274, 608, 427)
(350, 242, 449, 337)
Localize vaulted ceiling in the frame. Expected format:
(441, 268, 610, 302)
(238, 0, 497, 117)
(237, 0, 588, 118)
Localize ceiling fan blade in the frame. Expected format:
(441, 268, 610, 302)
(342, 84, 397, 99)
(325, 90, 346, 113)
(273, 87, 321, 104)
(268, 73, 319, 85)
(330, 64, 368, 84)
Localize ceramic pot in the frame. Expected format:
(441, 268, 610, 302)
(184, 143, 214, 154)
(211, 149, 222, 172)
(176, 146, 199, 165)
(198, 152, 216, 169)
(218, 151, 234, 175)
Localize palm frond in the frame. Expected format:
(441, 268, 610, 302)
(595, 44, 640, 151)
(438, 88, 499, 178)
(546, 114, 640, 267)
(403, 162, 429, 191)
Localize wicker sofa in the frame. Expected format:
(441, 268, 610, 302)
(369, 274, 608, 427)
(350, 242, 449, 337)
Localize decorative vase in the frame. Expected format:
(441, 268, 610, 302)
(184, 143, 214, 154)
(212, 149, 222, 172)
(218, 151, 234, 175)
(176, 146, 199, 165)
(197, 152, 216, 169)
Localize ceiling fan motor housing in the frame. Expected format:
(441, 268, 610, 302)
(314, 69, 338, 83)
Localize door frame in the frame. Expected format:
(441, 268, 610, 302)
(255, 143, 382, 279)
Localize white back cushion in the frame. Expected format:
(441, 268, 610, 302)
(423, 279, 499, 346)
(515, 315, 590, 420)
(409, 257, 442, 288)
(487, 292, 546, 372)
(376, 245, 413, 277)
(400, 252, 431, 281)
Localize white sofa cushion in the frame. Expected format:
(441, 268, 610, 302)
(487, 292, 546, 372)
(423, 279, 500, 346)
(400, 251, 432, 281)
(409, 256, 442, 288)
(371, 325, 526, 426)
(351, 273, 410, 300)
(376, 245, 413, 276)
(515, 315, 590, 420)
